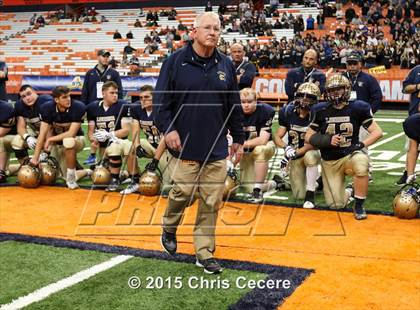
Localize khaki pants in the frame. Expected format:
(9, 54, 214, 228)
(322, 152, 369, 209)
(162, 158, 226, 260)
(50, 136, 85, 178)
(289, 150, 320, 199)
(239, 141, 276, 192)
(0, 135, 14, 171)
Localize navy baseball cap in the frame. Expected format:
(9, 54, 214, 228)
(347, 52, 362, 63)
(97, 49, 111, 57)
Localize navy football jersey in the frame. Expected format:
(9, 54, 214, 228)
(14, 94, 52, 135)
(131, 103, 161, 148)
(310, 100, 373, 160)
(86, 99, 129, 138)
(40, 99, 85, 136)
(0, 100, 16, 131)
(243, 103, 275, 153)
(279, 102, 327, 150)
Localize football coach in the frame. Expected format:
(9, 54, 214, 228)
(154, 12, 245, 274)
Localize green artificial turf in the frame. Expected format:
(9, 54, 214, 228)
(0, 241, 115, 305)
(25, 256, 266, 310)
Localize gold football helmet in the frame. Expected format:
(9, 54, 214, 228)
(393, 185, 419, 219)
(139, 171, 161, 196)
(295, 82, 321, 109)
(40, 157, 60, 185)
(92, 166, 111, 185)
(325, 74, 352, 107)
(18, 165, 41, 188)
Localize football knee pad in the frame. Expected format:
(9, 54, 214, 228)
(63, 137, 76, 149)
(303, 150, 320, 167)
(252, 143, 275, 161)
(345, 153, 369, 177)
(11, 135, 25, 150)
(106, 143, 123, 157)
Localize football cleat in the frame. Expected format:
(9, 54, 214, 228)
(120, 182, 139, 195)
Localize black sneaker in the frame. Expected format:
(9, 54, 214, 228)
(196, 258, 222, 274)
(353, 204, 367, 220)
(249, 188, 263, 203)
(105, 178, 120, 192)
(395, 171, 407, 185)
(303, 190, 315, 209)
(161, 230, 177, 255)
(272, 175, 285, 190)
(0, 170, 6, 183)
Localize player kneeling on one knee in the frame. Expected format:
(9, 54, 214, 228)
(238, 88, 276, 203)
(305, 74, 383, 220)
(30, 86, 89, 189)
(274, 82, 323, 209)
(86, 81, 131, 192)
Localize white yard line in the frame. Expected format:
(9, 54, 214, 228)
(374, 117, 405, 123)
(369, 132, 406, 150)
(0, 255, 132, 310)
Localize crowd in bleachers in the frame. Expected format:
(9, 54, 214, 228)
(216, 0, 420, 70)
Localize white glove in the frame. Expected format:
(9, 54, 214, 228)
(25, 135, 37, 150)
(406, 174, 416, 184)
(226, 159, 234, 172)
(39, 152, 48, 162)
(284, 145, 297, 160)
(93, 129, 113, 142)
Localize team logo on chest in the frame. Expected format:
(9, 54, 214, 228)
(217, 71, 226, 81)
(106, 75, 111, 80)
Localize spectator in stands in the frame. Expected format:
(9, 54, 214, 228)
(128, 58, 141, 76)
(123, 41, 136, 56)
(0, 59, 8, 100)
(126, 30, 134, 39)
(36, 15, 45, 27)
(100, 15, 108, 22)
(113, 30, 122, 40)
(205, 1, 213, 12)
(285, 49, 326, 102)
(29, 14, 37, 26)
(144, 42, 158, 55)
(152, 31, 161, 44)
(230, 43, 257, 90)
(134, 19, 142, 27)
(306, 14, 315, 31)
(109, 56, 119, 69)
(178, 21, 188, 31)
(317, 12, 324, 30)
(218, 2, 227, 15)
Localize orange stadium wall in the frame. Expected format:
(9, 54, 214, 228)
(1, 0, 140, 5)
(254, 68, 410, 103)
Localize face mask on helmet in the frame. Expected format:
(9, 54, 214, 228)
(325, 86, 350, 106)
(295, 92, 318, 109)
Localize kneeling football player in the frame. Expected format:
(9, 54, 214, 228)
(86, 81, 132, 192)
(239, 88, 276, 202)
(30, 86, 90, 189)
(274, 82, 323, 208)
(305, 74, 383, 220)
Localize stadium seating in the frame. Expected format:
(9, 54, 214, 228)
(0, 5, 319, 77)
